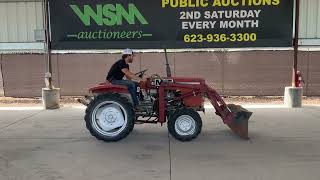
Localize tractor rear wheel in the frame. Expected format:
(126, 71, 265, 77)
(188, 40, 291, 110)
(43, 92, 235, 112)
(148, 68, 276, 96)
(85, 93, 135, 142)
(168, 108, 202, 141)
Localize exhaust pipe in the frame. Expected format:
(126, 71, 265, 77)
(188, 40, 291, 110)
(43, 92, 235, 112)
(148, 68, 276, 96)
(77, 96, 93, 106)
(77, 98, 89, 106)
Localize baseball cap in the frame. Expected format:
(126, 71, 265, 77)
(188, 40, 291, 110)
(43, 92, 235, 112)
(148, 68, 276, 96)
(122, 48, 133, 55)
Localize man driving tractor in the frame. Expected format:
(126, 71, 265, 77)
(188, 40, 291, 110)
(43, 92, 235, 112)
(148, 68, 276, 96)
(106, 48, 143, 107)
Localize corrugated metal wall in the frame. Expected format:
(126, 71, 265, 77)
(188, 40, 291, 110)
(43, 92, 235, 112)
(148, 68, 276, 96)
(0, 0, 43, 42)
(299, 0, 320, 39)
(0, 0, 318, 44)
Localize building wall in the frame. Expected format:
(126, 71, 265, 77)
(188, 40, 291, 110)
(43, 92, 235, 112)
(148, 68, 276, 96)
(0, 0, 318, 44)
(1, 51, 319, 97)
(299, 0, 320, 45)
(0, 0, 44, 50)
(0, 0, 43, 42)
(0, 0, 320, 97)
(0, 54, 4, 96)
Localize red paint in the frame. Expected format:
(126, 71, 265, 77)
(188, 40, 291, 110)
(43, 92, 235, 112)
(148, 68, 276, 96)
(89, 82, 129, 94)
(89, 77, 235, 125)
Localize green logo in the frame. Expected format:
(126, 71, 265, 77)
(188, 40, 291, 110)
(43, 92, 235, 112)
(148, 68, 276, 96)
(70, 3, 149, 26)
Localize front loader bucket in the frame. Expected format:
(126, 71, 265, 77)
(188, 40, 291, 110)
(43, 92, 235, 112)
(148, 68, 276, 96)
(226, 104, 253, 139)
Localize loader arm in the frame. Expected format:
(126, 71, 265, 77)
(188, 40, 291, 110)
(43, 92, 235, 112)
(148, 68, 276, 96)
(157, 78, 252, 139)
(205, 85, 252, 139)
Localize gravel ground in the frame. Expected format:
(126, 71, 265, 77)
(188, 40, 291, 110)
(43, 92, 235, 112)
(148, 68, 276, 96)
(0, 96, 319, 106)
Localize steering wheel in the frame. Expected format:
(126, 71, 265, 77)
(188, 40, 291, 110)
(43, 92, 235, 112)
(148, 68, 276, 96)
(150, 74, 162, 81)
(135, 69, 148, 78)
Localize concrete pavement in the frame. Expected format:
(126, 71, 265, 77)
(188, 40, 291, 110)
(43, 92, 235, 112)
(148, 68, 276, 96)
(0, 105, 320, 180)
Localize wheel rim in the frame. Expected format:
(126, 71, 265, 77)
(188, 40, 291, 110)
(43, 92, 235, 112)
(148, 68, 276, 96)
(174, 115, 196, 136)
(91, 101, 128, 137)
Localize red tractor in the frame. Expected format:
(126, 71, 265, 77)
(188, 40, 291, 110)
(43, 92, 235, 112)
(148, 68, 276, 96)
(79, 70, 252, 142)
(79, 52, 252, 142)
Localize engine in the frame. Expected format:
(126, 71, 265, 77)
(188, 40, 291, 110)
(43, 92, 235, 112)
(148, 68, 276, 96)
(136, 87, 182, 118)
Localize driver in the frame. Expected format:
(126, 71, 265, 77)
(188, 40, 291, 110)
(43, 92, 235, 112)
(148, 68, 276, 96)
(106, 48, 143, 107)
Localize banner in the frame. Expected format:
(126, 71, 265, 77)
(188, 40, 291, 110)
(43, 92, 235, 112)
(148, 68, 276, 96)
(49, 0, 294, 49)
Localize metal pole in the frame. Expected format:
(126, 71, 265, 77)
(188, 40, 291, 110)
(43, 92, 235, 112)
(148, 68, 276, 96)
(164, 49, 172, 77)
(292, 0, 300, 87)
(44, 0, 53, 89)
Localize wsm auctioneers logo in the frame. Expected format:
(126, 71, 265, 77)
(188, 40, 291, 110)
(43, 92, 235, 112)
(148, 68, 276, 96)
(67, 3, 151, 40)
(70, 3, 149, 26)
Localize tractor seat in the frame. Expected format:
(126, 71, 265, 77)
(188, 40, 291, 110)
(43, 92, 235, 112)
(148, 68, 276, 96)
(98, 81, 128, 89)
(89, 81, 128, 94)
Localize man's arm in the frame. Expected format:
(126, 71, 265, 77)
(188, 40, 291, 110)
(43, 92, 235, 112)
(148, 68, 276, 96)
(122, 68, 142, 82)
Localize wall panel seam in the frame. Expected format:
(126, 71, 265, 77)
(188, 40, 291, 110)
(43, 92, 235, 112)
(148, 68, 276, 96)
(0, 54, 5, 96)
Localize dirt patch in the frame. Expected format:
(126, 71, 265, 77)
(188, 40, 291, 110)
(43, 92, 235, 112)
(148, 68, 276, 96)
(0, 97, 80, 107)
(223, 96, 320, 105)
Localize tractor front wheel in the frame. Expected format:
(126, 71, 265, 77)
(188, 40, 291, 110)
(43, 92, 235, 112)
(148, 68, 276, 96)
(168, 108, 202, 141)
